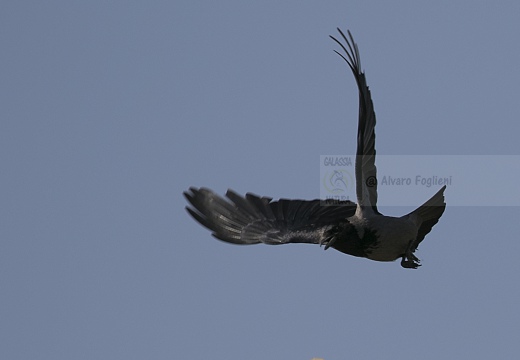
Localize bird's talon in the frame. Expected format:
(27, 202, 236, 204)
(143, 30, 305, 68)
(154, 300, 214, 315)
(401, 257, 421, 269)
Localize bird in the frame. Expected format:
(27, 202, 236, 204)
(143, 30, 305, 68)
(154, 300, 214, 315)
(184, 28, 446, 269)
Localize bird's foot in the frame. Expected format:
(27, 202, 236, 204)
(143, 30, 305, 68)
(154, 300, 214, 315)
(401, 252, 421, 269)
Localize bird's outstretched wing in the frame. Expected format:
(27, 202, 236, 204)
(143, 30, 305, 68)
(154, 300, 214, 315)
(330, 29, 379, 214)
(184, 187, 356, 245)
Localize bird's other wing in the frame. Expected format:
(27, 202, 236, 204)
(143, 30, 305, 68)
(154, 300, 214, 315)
(184, 187, 356, 245)
(330, 29, 379, 214)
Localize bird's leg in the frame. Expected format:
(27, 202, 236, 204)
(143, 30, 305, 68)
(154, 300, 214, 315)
(401, 241, 421, 269)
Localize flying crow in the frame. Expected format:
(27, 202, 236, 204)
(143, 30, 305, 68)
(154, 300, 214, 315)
(184, 28, 446, 269)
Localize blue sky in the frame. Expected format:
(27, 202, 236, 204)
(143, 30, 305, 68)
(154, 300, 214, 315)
(2, 1, 520, 359)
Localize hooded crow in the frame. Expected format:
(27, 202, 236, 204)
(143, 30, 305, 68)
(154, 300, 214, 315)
(184, 28, 446, 269)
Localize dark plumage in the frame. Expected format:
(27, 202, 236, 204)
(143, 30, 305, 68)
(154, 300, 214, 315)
(184, 28, 446, 268)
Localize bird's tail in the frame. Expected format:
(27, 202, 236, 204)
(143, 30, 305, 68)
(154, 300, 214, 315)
(406, 185, 447, 248)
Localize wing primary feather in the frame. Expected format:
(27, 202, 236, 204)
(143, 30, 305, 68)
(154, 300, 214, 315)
(184, 188, 355, 246)
(330, 28, 379, 213)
